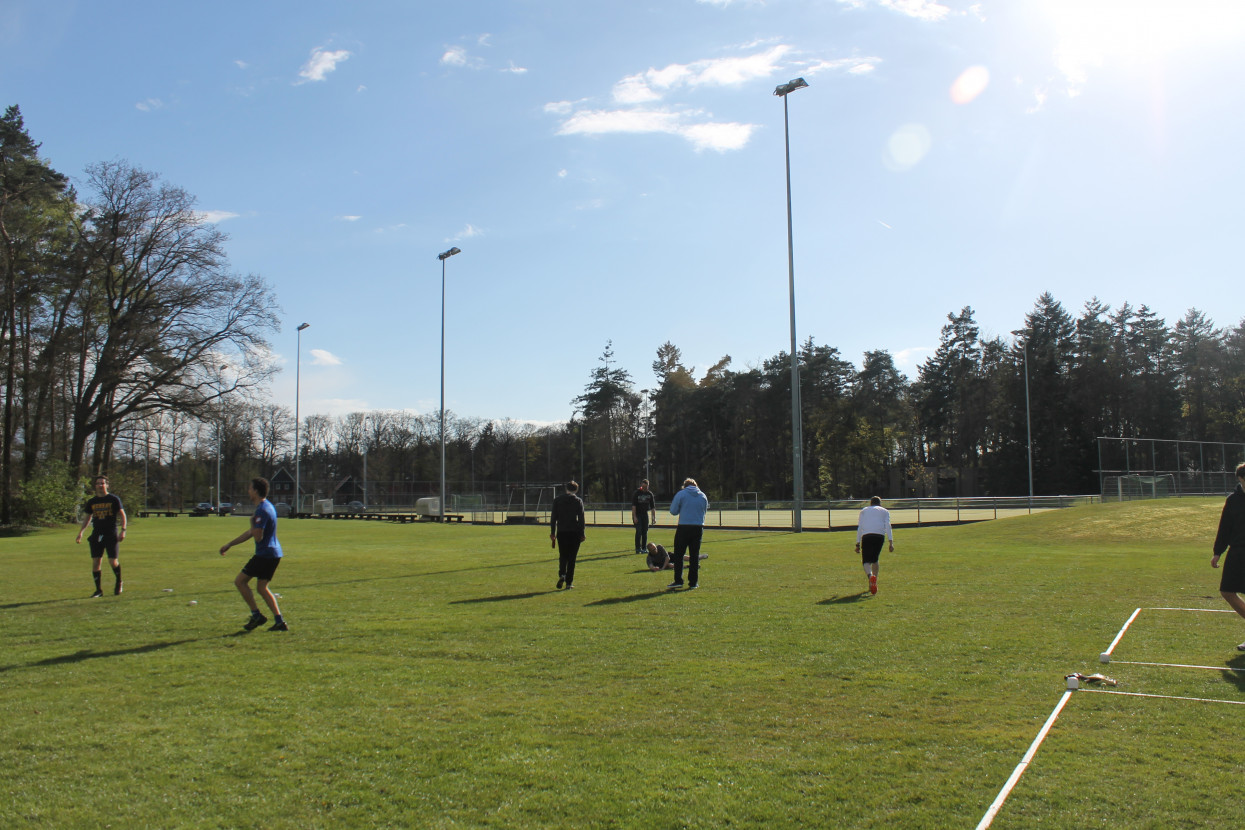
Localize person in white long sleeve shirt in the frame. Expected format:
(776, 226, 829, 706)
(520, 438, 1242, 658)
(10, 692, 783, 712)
(855, 496, 893, 595)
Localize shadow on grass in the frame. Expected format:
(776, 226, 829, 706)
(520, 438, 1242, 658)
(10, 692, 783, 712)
(0, 598, 77, 610)
(1220, 654, 1245, 691)
(817, 592, 870, 605)
(584, 590, 674, 606)
(0, 525, 41, 538)
(450, 591, 555, 604)
(0, 638, 207, 673)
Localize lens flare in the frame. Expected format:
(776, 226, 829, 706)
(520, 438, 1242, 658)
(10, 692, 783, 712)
(950, 65, 990, 104)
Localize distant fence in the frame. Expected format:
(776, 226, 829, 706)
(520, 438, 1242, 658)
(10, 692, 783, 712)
(1097, 436, 1245, 501)
(461, 495, 1100, 531)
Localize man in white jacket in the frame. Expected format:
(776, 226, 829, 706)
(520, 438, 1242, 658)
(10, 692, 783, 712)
(855, 496, 893, 595)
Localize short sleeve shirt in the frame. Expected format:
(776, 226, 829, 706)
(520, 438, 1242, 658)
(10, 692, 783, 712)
(84, 494, 124, 538)
(251, 499, 283, 559)
(632, 488, 656, 516)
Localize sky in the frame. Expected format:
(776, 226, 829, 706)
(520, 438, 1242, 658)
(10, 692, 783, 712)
(4, 0, 1245, 426)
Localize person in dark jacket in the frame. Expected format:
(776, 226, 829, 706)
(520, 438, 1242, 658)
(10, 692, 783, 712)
(1212, 462, 1245, 649)
(549, 481, 586, 590)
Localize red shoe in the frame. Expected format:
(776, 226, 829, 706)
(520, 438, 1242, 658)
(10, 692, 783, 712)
(869, 574, 877, 595)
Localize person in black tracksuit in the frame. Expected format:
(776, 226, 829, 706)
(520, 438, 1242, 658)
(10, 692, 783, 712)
(549, 481, 586, 590)
(1212, 463, 1245, 650)
(631, 479, 656, 554)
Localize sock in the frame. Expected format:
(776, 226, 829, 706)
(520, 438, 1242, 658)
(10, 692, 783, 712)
(863, 565, 871, 579)
(274, 615, 284, 624)
(111, 564, 121, 583)
(93, 571, 102, 590)
(250, 609, 264, 618)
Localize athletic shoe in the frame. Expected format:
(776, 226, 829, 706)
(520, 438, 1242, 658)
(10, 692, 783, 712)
(1237, 642, 1245, 652)
(666, 581, 683, 588)
(557, 578, 564, 590)
(114, 582, 123, 595)
(243, 613, 267, 631)
(564, 584, 574, 589)
(687, 584, 698, 590)
(869, 575, 877, 595)
(91, 589, 103, 598)
(269, 621, 289, 632)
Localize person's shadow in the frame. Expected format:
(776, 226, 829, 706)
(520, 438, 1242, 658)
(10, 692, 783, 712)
(585, 590, 673, 606)
(450, 591, 556, 604)
(817, 592, 870, 605)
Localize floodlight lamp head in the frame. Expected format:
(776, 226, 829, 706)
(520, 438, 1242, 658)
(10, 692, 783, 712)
(438, 247, 462, 261)
(297, 322, 310, 331)
(774, 78, 809, 97)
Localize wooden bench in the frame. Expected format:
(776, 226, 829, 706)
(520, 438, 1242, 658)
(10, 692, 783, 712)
(137, 511, 180, 518)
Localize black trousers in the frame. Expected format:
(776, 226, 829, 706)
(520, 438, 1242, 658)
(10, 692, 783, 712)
(634, 515, 651, 551)
(671, 525, 703, 585)
(557, 534, 583, 585)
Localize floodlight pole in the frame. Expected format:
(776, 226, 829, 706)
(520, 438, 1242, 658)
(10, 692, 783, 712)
(1023, 341, 1034, 512)
(216, 364, 228, 515)
(295, 322, 309, 516)
(438, 246, 462, 522)
(641, 389, 651, 483)
(775, 77, 808, 532)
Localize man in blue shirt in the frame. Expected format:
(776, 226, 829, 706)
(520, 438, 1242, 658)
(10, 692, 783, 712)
(220, 476, 288, 631)
(668, 477, 709, 590)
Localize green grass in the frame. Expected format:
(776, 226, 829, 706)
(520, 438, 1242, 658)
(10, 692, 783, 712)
(2, 502, 1243, 828)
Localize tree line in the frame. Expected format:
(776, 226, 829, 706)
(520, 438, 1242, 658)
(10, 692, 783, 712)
(4, 104, 1243, 520)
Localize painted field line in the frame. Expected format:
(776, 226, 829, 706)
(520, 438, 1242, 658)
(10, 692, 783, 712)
(1076, 688, 1245, 706)
(1099, 607, 1142, 660)
(1146, 607, 1236, 613)
(975, 690, 1074, 830)
(1110, 660, 1245, 673)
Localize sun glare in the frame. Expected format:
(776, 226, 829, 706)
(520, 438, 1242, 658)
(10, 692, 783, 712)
(1040, 0, 1245, 92)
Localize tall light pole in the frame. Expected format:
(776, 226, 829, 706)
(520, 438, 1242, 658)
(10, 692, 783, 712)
(641, 389, 651, 483)
(216, 364, 228, 514)
(295, 322, 309, 516)
(437, 246, 462, 521)
(775, 77, 808, 532)
(1023, 340, 1034, 511)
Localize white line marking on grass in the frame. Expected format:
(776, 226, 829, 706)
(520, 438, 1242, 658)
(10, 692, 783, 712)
(1076, 688, 1245, 706)
(1099, 607, 1142, 661)
(1110, 660, 1245, 673)
(1146, 607, 1236, 613)
(975, 690, 1074, 830)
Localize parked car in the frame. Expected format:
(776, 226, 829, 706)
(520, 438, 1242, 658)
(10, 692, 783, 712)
(191, 502, 215, 515)
(218, 502, 234, 515)
(347, 501, 365, 513)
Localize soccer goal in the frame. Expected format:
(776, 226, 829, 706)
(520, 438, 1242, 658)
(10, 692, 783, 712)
(735, 491, 759, 511)
(505, 485, 557, 524)
(1104, 474, 1176, 501)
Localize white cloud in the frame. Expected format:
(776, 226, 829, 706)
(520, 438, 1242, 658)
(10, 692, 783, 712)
(310, 349, 343, 366)
(448, 224, 483, 242)
(557, 169, 568, 178)
(611, 45, 791, 104)
(135, 98, 165, 112)
(441, 46, 468, 66)
(838, 0, 950, 21)
(298, 47, 351, 83)
(234, 60, 248, 70)
(894, 346, 932, 369)
(558, 108, 754, 153)
(337, 215, 362, 222)
(501, 61, 528, 74)
(198, 210, 239, 224)
(544, 101, 574, 115)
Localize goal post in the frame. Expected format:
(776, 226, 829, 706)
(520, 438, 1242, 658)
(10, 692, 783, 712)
(735, 491, 759, 512)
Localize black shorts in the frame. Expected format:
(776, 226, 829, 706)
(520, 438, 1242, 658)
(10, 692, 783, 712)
(88, 535, 119, 560)
(242, 555, 281, 582)
(1221, 548, 1245, 594)
(860, 534, 885, 564)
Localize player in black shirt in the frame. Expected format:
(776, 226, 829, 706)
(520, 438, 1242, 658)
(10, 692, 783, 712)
(549, 481, 586, 589)
(631, 479, 657, 553)
(75, 474, 127, 597)
(1212, 462, 1245, 649)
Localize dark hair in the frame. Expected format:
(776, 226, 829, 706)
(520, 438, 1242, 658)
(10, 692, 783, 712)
(251, 477, 270, 498)
(870, 496, 881, 506)
(565, 481, 579, 492)
(1237, 463, 1245, 479)
(93, 474, 108, 484)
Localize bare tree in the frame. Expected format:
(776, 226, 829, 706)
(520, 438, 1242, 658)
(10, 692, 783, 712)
(63, 160, 280, 474)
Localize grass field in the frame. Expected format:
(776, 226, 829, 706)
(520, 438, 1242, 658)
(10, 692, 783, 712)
(3, 500, 1244, 828)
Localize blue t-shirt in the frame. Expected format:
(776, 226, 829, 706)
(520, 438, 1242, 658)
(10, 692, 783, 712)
(251, 499, 283, 558)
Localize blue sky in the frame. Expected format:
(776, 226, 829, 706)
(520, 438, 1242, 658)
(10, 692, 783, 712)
(4, 0, 1244, 425)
